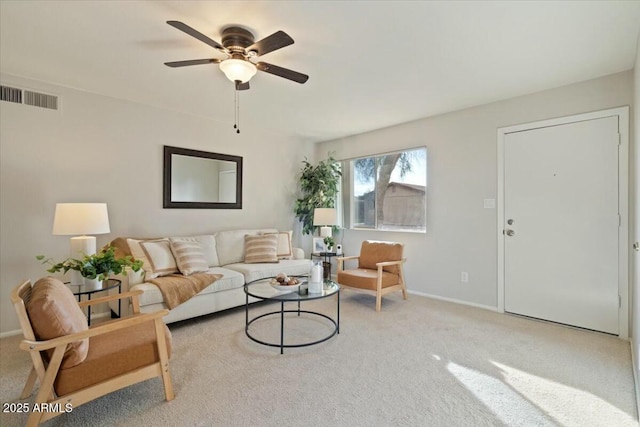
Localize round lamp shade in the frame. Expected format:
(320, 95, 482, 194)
(313, 208, 337, 226)
(52, 203, 110, 235)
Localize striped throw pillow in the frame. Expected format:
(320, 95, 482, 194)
(262, 231, 293, 260)
(127, 238, 179, 279)
(244, 234, 279, 264)
(169, 239, 209, 275)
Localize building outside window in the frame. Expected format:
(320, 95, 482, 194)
(348, 147, 427, 232)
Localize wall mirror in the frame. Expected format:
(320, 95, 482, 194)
(163, 145, 242, 209)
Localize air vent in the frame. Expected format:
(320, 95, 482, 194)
(0, 84, 59, 110)
(1, 85, 22, 104)
(24, 90, 58, 110)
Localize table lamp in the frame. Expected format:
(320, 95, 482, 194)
(52, 203, 111, 258)
(313, 208, 337, 238)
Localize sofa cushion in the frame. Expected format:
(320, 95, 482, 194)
(26, 277, 89, 369)
(132, 267, 245, 306)
(226, 259, 312, 283)
(215, 229, 277, 266)
(128, 238, 178, 279)
(244, 234, 278, 264)
(169, 238, 209, 275)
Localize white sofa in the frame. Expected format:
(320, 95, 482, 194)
(110, 228, 311, 323)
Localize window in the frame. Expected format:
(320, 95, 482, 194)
(348, 147, 427, 232)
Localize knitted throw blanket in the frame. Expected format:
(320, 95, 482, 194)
(148, 273, 223, 309)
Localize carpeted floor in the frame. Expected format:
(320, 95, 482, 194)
(0, 290, 637, 426)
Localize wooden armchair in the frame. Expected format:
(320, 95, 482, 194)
(11, 277, 174, 427)
(336, 240, 407, 311)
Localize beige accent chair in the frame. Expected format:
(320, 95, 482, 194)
(336, 240, 407, 311)
(11, 277, 174, 427)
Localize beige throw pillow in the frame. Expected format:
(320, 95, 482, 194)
(263, 231, 293, 259)
(127, 238, 178, 279)
(169, 239, 209, 275)
(244, 234, 279, 264)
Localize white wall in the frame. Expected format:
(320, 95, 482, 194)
(318, 71, 633, 311)
(0, 73, 313, 334)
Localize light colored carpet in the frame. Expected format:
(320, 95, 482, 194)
(0, 291, 637, 427)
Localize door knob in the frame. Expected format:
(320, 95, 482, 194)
(506, 229, 515, 236)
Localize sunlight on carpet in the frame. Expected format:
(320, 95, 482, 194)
(447, 359, 637, 427)
(447, 361, 556, 426)
(492, 361, 637, 427)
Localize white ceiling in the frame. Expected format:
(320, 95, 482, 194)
(1, 1, 639, 142)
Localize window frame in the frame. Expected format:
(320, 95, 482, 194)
(343, 146, 427, 234)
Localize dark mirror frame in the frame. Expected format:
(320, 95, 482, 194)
(163, 145, 243, 209)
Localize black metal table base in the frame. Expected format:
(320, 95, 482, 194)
(245, 294, 340, 354)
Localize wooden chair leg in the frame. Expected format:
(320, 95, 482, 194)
(376, 267, 383, 312)
(20, 367, 38, 399)
(154, 319, 174, 401)
(399, 265, 408, 300)
(27, 346, 65, 427)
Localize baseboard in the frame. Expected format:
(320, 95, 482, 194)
(631, 338, 640, 419)
(0, 329, 22, 339)
(408, 290, 499, 312)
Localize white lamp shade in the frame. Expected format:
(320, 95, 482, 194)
(52, 203, 111, 235)
(313, 208, 337, 226)
(219, 59, 258, 83)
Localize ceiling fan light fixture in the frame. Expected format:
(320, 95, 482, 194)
(219, 59, 257, 83)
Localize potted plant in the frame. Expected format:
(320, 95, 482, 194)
(37, 246, 143, 288)
(294, 153, 342, 235)
(323, 236, 335, 253)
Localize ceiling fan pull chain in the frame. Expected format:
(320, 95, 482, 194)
(233, 82, 240, 134)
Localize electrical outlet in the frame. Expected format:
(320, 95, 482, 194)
(461, 272, 469, 283)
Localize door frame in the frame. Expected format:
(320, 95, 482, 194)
(497, 106, 629, 338)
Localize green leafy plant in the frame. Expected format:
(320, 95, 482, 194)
(294, 153, 342, 235)
(323, 236, 335, 250)
(36, 246, 143, 281)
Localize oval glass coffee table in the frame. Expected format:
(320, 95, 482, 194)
(244, 276, 340, 354)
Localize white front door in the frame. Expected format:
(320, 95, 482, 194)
(503, 115, 620, 334)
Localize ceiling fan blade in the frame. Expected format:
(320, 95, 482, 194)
(256, 62, 309, 84)
(246, 31, 294, 56)
(235, 81, 250, 91)
(164, 58, 222, 68)
(167, 20, 225, 51)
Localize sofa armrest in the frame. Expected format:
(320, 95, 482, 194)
(292, 247, 305, 260)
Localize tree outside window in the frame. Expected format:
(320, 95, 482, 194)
(351, 147, 427, 232)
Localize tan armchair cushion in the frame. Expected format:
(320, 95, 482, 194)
(26, 277, 89, 369)
(358, 240, 403, 274)
(337, 269, 400, 290)
(54, 320, 172, 396)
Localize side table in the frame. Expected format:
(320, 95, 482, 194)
(68, 278, 122, 326)
(311, 252, 339, 279)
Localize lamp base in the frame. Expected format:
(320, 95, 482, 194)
(70, 236, 97, 257)
(320, 226, 332, 238)
(69, 236, 96, 286)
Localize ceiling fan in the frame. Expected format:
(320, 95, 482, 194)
(164, 21, 309, 91)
